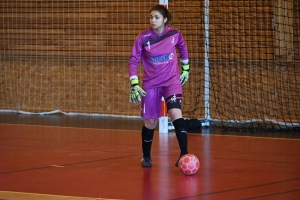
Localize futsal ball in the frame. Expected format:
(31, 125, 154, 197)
(178, 154, 200, 175)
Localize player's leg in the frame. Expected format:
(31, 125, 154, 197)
(164, 89, 188, 167)
(170, 109, 188, 167)
(140, 88, 161, 167)
(140, 119, 157, 167)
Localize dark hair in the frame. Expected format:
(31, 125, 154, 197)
(150, 5, 172, 26)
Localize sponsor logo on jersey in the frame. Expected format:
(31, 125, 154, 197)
(149, 53, 174, 64)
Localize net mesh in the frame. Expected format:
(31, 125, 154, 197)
(206, 0, 300, 131)
(0, 0, 299, 132)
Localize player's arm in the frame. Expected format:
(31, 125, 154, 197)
(176, 31, 190, 85)
(128, 36, 146, 103)
(128, 35, 143, 76)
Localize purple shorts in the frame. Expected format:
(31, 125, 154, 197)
(140, 84, 183, 119)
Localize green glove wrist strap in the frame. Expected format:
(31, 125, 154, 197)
(130, 79, 139, 86)
(182, 64, 190, 71)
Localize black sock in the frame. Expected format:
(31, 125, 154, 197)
(141, 126, 154, 158)
(172, 118, 188, 156)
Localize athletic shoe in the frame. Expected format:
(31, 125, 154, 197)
(141, 156, 152, 167)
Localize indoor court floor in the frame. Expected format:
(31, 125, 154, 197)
(0, 113, 300, 200)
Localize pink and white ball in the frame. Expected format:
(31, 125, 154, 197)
(178, 154, 200, 175)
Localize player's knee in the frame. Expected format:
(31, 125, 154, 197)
(144, 119, 157, 130)
(168, 108, 182, 122)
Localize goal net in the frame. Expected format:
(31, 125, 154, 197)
(175, 0, 300, 132)
(0, 0, 299, 132)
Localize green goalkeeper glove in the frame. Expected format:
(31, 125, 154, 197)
(180, 64, 190, 85)
(130, 79, 146, 103)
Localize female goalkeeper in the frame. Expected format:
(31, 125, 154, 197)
(128, 4, 190, 167)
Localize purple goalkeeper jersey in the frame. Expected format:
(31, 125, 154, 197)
(128, 26, 189, 89)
